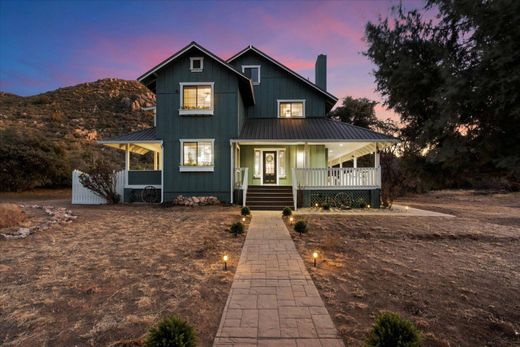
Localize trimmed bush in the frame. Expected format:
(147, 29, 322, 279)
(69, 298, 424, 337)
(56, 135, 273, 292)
(366, 312, 421, 347)
(294, 220, 308, 235)
(144, 315, 196, 347)
(241, 206, 250, 216)
(322, 202, 331, 210)
(282, 207, 292, 216)
(230, 222, 244, 237)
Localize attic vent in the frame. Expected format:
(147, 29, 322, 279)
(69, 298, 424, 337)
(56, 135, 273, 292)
(190, 57, 203, 72)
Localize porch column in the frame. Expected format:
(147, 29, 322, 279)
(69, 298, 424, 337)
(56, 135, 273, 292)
(353, 156, 357, 168)
(375, 147, 381, 188)
(230, 142, 234, 204)
(153, 152, 158, 170)
(304, 142, 309, 168)
(125, 144, 130, 171)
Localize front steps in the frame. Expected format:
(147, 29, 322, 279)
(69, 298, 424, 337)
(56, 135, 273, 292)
(246, 185, 294, 211)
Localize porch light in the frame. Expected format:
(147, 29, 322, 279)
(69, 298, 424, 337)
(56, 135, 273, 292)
(223, 254, 229, 270)
(313, 251, 318, 267)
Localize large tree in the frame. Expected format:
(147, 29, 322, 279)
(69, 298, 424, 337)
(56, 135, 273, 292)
(365, 0, 520, 187)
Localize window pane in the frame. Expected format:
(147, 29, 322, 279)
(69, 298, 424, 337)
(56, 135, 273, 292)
(296, 150, 305, 168)
(197, 86, 212, 109)
(183, 86, 197, 109)
(280, 103, 292, 118)
(197, 141, 213, 166)
(291, 103, 303, 117)
(278, 150, 286, 177)
(192, 59, 201, 69)
(254, 150, 261, 177)
(183, 142, 197, 165)
(244, 67, 259, 83)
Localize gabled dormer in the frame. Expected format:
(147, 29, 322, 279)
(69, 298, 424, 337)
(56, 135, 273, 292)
(227, 45, 338, 118)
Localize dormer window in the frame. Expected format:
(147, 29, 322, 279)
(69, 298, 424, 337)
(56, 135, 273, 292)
(242, 65, 260, 85)
(278, 100, 305, 118)
(190, 57, 203, 72)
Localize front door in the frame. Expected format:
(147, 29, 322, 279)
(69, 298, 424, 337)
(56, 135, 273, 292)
(263, 151, 277, 184)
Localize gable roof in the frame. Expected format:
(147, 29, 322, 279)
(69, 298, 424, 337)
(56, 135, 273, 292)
(227, 45, 338, 108)
(137, 41, 255, 105)
(237, 118, 396, 142)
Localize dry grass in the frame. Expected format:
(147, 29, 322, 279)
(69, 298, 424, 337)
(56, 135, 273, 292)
(0, 203, 26, 228)
(0, 194, 247, 347)
(289, 190, 520, 347)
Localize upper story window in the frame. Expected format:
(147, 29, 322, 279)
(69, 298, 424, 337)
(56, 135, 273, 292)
(242, 65, 261, 85)
(179, 82, 214, 115)
(278, 100, 305, 118)
(190, 57, 204, 72)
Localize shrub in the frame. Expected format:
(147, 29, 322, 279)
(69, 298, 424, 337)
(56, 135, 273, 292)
(356, 197, 368, 209)
(322, 202, 331, 210)
(282, 207, 292, 216)
(294, 220, 308, 235)
(366, 312, 421, 347)
(230, 222, 244, 237)
(0, 128, 70, 191)
(144, 315, 196, 347)
(241, 206, 250, 216)
(79, 159, 121, 204)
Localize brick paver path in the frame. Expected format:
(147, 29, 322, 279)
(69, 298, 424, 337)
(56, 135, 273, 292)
(214, 211, 344, 347)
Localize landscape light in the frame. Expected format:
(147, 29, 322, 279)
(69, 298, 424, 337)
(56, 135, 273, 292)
(223, 255, 228, 270)
(367, 204, 371, 209)
(405, 206, 409, 210)
(289, 216, 294, 223)
(313, 251, 318, 267)
(315, 203, 319, 208)
(242, 217, 246, 222)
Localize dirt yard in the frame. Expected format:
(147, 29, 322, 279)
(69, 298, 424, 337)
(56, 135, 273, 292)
(289, 190, 520, 347)
(0, 190, 247, 347)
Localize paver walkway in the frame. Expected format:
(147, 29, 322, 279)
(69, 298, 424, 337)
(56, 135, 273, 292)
(214, 211, 345, 347)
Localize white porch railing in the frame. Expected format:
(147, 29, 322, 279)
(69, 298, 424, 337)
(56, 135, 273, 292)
(294, 167, 381, 189)
(72, 169, 125, 204)
(234, 167, 249, 207)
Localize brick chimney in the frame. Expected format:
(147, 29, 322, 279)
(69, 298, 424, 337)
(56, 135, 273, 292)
(315, 54, 327, 90)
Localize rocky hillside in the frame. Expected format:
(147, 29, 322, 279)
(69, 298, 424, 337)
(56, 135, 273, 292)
(0, 78, 155, 142)
(0, 79, 156, 191)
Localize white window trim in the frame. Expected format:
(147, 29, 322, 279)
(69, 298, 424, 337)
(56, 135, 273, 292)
(179, 82, 214, 115)
(277, 99, 306, 118)
(190, 57, 204, 72)
(179, 139, 215, 172)
(254, 148, 286, 185)
(242, 65, 261, 85)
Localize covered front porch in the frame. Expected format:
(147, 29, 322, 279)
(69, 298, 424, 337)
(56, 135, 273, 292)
(230, 118, 397, 210)
(98, 128, 163, 203)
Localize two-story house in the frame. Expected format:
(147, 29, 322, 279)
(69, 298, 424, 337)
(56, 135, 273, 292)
(98, 42, 396, 209)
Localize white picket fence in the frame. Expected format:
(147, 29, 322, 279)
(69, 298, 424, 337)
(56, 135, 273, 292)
(71, 169, 125, 205)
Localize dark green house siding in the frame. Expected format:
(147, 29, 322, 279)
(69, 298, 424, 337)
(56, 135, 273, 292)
(229, 51, 328, 118)
(155, 47, 247, 202)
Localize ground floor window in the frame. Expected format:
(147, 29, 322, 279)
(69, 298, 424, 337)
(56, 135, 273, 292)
(180, 139, 214, 171)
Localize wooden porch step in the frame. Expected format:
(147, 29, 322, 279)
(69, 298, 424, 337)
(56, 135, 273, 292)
(246, 186, 294, 210)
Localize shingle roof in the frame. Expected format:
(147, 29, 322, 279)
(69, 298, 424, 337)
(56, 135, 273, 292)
(237, 118, 396, 141)
(98, 127, 160, 143)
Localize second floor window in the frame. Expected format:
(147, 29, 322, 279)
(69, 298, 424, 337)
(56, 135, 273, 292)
(180, 82, 214, 115)
(278, 100, 305, 118)
(242, 65, 261, 84)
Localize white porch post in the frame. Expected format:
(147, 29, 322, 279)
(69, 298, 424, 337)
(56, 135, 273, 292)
(353, 156, 357, 168)
(375, 146, 381, 188)
(125, 144, 130, 171)
(230, 142, 234, 204)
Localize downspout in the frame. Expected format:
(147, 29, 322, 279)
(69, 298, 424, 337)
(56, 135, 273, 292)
(230, 141, 234, 204)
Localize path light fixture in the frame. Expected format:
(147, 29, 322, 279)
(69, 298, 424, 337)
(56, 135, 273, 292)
(289, 216, 294, 224)
(405, 206, 409, 211)
(242, 217, 246, 222)
(315, 203, 319, 208)
(223, 255, 228, 270)
(367, 204, 371, 209)
(313, 251, 318, 267)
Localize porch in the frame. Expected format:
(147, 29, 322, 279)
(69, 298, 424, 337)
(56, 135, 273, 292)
(96, 127, 163, 203)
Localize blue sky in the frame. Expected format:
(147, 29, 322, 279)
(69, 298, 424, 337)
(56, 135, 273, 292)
(0, 0, 426, 120)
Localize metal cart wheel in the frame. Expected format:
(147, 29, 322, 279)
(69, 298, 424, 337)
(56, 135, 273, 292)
(334, 192, 352, 209)
(141, 185, 159, 204)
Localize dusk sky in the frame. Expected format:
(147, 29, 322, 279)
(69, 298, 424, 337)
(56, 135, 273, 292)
(0, 0, 425, 121)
